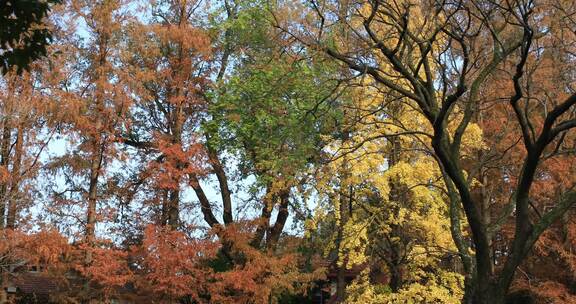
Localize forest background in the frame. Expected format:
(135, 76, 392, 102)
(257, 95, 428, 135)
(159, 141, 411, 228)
(1, 0, 576, 303)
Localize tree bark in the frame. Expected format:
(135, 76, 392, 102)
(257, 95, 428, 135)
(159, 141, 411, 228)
(85, 16, 108, 264)
(167, 188, 180, 229)
(468, 284, 506, 304)
(85, 133, 102, 265)
(189, 174, 220, 227)
(266, 189, 289, 250)
(6, 123, 23, 229)
(335, 132, 351, 303)
(206, 142, 233, 225)
(0, 120, 11, 229)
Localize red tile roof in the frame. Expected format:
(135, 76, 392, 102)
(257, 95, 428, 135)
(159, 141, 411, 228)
(12, 273, 58, 295)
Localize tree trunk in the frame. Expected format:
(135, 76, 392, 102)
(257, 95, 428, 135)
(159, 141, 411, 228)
(6, 123, 23, 229)
(206, 142, 233, 225)
(165, 94, 183, 229)
(266, 188, 289, 250)
(167, 188, 180, 229)
(250, 185, 273, 248)
(189, 174, 219, 227)
(465, 282, 506, 304)
(0, 120, 11, 229)
(335, 132, 351, 303)
(388, 261, 404, 292)
(84, 2, 111, 264)
(85, 135, 102, 264)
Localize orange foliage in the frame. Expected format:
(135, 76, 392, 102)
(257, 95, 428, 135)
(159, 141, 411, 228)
(131, 225, 218, 301)
(123, 224, 320, 303)
(81, 242, 134, 296)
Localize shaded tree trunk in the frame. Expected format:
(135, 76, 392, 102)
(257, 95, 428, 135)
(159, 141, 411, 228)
(335, 197, 349, 303)
(266, 188, 289, 250)
(85, 20, 108, 264)
(0, 120, 11, 229)
(388, 136, 406, 292)
(167, 188, 180, 229)
(85, 132, 103, 264)
(335, 132, 351, 303)
(466, 280, 509, 304)
(6, 123, 23, 229)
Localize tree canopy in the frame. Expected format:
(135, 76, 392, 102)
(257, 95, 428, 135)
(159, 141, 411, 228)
(0, 0, 575, 303)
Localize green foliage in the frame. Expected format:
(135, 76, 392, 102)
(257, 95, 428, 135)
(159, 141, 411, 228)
(211, 61, 338, 178)
(0, 0, 60, 73)
(206, 5, 344, 185)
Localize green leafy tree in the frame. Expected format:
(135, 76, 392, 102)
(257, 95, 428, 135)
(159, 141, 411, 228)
(0, 0, 60, 73)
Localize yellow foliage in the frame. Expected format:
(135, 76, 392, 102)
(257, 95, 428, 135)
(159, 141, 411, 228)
(346, 269, 463, 304)
(338, 215, 369, 268)
(308, 72, 476, 301)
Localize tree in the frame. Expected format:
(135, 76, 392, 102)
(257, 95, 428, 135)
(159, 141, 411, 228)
(0, 69, 53, 230)
(116, 1, 334, 301)
(120, 0, 211, 230)
(305, 82, 478, 302)
(281, 0, 576, 302)
(1, 0, 575, 303)
(41, 1, 132, 300)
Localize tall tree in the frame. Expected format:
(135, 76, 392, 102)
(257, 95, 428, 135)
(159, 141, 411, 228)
(282, 0, 576, 302)
(121, 0, 211, 230)
(44, 0, 131, 285)
(0, 69, 53, 230)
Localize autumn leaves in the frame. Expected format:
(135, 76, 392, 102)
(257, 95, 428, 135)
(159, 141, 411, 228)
(1, 0, 576, 303)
